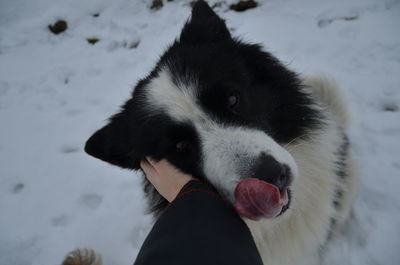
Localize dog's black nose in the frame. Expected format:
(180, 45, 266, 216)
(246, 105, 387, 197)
(249, 153, 292, 191)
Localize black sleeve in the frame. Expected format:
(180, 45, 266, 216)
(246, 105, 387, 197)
(134, 180, 264, 265)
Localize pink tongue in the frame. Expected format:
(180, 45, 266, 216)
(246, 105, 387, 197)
(234, 178, 288, 220)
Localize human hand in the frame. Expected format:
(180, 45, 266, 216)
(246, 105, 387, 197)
(140, 157, 195, 202)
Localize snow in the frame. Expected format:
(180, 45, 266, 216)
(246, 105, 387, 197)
(0, 0, 399, 264)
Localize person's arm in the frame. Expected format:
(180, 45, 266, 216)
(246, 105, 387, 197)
(135, 159, 263, 265)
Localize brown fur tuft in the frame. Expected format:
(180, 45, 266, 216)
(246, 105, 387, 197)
(61, 248, 102, 265)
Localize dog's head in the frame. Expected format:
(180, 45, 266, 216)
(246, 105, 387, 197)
(85, 1, 321, 220)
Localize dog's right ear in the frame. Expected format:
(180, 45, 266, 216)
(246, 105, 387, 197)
(180, 0, 231, 44)
(85, 112, 140, 169)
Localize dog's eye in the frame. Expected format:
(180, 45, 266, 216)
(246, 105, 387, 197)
(176, 141, 191, 153)
(228, 93, 240, 109)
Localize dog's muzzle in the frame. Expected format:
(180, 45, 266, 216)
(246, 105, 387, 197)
(234, 153, 293, 220)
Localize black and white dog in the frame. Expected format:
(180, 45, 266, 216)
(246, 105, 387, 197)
(64, 1, 358, 265)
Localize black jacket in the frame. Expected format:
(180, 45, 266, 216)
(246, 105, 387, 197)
(134, 180, 264, 265)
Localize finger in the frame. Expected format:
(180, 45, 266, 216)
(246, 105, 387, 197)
(145, 156, 159, 168)
(140, 160, 153, 176)
(140, 160, 159, 184)
(146, 157, 170, 175)
(147, 158, 176, 176)
(146, 156, 155, 162)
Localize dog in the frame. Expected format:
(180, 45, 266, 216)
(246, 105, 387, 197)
(62, 1, 358, 264)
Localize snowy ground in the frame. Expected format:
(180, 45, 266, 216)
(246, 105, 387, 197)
(0, 0, 399, 264)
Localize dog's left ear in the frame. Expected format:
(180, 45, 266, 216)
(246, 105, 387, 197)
(84, 109, 140, 170)
(180, 0, 231, 44)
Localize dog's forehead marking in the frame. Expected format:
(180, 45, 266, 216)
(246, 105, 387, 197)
(145, 69, 208, 123)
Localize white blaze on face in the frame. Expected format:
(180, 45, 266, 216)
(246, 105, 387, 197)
(145, 69, 298, 201)
(145, 70, 206, 122)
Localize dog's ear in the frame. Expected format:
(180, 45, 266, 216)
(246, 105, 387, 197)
(180, 0, 231, 44)
(85, 111, 140, 169)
